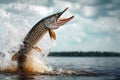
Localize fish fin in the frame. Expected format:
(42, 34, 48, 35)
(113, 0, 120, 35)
(11, 53, 19, 61)
(33, 46, 42, 53)
(48, 29, 56, 40)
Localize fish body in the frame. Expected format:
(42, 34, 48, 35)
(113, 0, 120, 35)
(17, 19, 49, 71)
(2, 8, 74, 73)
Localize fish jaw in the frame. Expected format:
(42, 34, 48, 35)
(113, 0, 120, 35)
(52, 7, 74, 29)
(44, 7, 74, 29)
(53, 16, 74, 29)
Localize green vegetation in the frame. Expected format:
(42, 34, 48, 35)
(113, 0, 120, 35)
(49, 51, 120, 57)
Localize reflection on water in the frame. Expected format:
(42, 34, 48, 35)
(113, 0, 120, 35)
(47, 57, 120, 71)
(17, 74, 35, 80)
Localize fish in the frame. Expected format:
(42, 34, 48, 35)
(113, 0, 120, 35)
(2, 8, 74, 73)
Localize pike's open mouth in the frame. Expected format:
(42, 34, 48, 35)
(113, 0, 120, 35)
(54, 8, 74, 27)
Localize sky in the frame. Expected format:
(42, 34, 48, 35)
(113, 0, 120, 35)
(0, 0, 120, 52)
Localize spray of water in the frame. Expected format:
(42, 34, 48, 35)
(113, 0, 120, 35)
(0, 10, 56, 73)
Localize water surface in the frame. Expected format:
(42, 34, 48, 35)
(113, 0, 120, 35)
(0, 57, 120, 80)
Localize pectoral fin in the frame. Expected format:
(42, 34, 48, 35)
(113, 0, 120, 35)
(33, 46, 42, 53)
(48, 29, 56, 40)
(11, 53, 19, 61)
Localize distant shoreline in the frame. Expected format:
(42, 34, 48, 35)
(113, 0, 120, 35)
(0, 51, 120, 57)
(49, 51, 120, 57)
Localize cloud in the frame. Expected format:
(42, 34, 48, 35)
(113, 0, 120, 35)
(0, 0, 120, 52)
(0, 0, 16, 4)
(75, 37, 82, 43)
(0, 9, 10, 18)
(108, 10, 120, 17)
(88, 38, 118, 52)
(81, 6, 98, 17)
(29, 5, 53, 16)
(112, 0, 120, 4)
(62, 0, 112, 6)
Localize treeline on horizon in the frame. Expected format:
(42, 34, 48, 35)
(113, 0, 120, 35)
(48, 51, 120, 57)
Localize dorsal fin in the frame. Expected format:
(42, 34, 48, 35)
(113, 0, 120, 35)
(48, 29, 56, 40)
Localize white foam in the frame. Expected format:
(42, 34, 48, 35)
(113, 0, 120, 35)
(0, 11, 55, 72)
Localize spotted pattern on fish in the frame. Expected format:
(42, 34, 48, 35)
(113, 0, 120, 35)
(9, 8, 74, 73)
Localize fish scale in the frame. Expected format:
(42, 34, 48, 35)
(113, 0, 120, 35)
(7, 8, 74, 73)
(23, 22, 48, 51)
(16, 20, 49, 71)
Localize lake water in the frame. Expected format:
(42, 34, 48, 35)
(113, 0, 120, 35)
(0, 57, 120, 80)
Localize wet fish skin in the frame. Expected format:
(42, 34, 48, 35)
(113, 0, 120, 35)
(12, 8, 74, 72)
(17, 19, 48, 71)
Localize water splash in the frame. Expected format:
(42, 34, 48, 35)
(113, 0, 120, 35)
(0, 8, 56, 72)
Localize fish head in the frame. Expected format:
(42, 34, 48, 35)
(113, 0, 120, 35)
(44, 7, 74, 29)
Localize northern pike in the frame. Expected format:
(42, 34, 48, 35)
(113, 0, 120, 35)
(2, 8, 74, 73)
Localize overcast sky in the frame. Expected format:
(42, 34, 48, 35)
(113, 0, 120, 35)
(0, 0, 120, 52)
